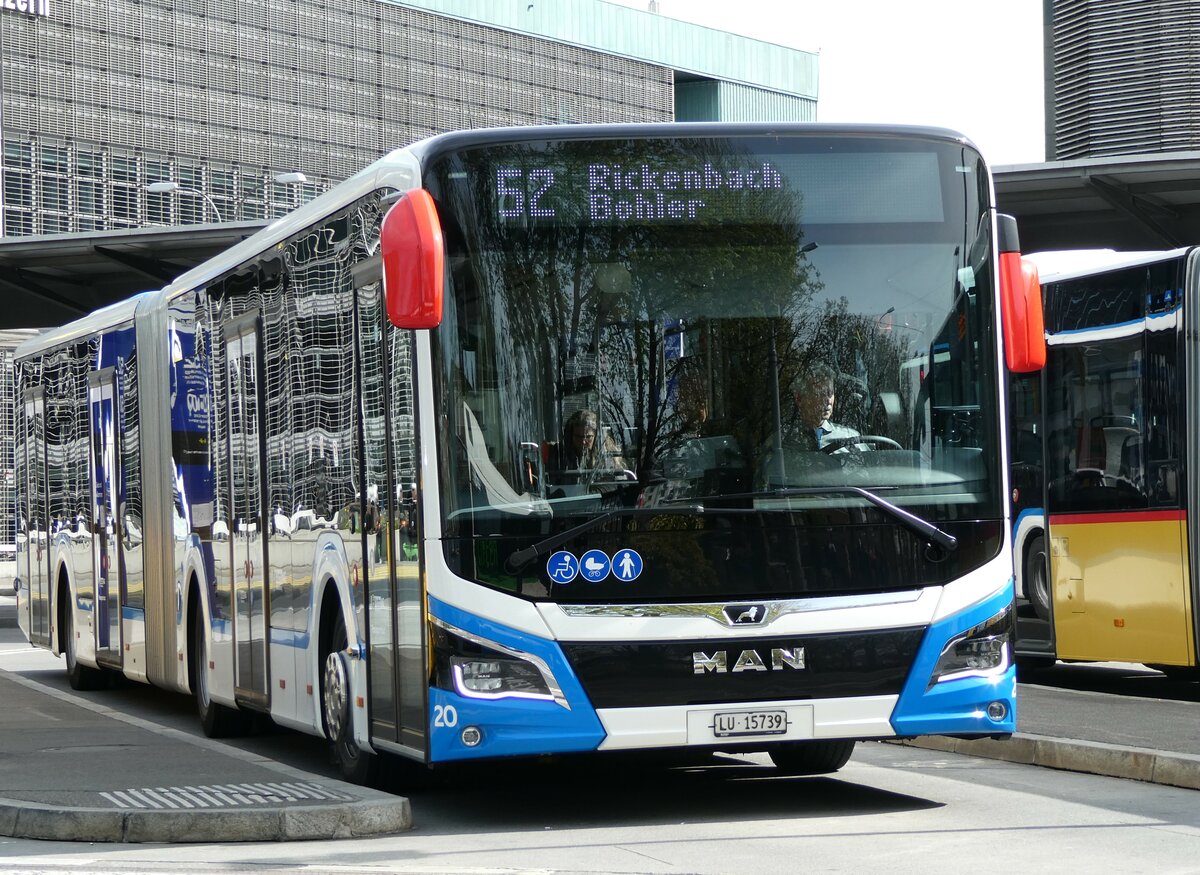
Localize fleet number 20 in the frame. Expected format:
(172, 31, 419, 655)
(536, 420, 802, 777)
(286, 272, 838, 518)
(433, 704, 458, 728)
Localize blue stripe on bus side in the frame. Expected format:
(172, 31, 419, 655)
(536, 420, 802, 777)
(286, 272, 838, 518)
(269, 627, 311, 648)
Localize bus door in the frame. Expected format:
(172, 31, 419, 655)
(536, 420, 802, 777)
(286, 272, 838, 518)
(88, 370, 123, 668)
(21, 389, 49, 648)
(354, 256, 427, 758)
(225, 315, 270, 708)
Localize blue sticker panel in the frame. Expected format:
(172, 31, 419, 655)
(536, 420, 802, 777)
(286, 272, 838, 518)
(427, 596, 606, 762)
(546, 551, 579, 584)
(579, 549, 610, 582)
(611, 548, 643, 582)
(890, 581, 1017, 737)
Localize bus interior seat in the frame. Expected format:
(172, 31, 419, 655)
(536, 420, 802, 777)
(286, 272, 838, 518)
(1119, 434, 1143, 483)
(1103, 426, 1137, 476)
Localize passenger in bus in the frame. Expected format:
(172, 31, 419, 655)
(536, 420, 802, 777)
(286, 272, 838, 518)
(557, 409, 603, 471)
(547, 408, 629, 484)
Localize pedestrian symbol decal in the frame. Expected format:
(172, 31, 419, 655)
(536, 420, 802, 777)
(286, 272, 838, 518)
(547, 550, 579, 584)
(612, 548, 643, 582)
(580, 549, 610, 582)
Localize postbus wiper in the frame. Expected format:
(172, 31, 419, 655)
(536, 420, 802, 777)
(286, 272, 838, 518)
(505, 505, 705, 572)
(672, 486, 958, 553)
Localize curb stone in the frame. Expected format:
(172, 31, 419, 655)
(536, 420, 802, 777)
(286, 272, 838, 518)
(0, 794, 412, 843)
(893, 733, 1200, 791)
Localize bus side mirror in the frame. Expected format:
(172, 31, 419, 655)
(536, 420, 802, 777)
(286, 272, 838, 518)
(997, 214, 1045, 373)
(381, 188, 444, 329)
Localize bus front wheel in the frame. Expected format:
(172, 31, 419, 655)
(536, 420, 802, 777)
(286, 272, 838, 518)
(768, 740, 856, 775)
(322, 612, 376, 786)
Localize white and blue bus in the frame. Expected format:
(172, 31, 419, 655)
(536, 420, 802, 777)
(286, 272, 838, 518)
(14, 123, 1044, 784)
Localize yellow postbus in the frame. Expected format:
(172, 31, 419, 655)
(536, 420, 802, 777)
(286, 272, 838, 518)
(1012, 249, 1198, 676)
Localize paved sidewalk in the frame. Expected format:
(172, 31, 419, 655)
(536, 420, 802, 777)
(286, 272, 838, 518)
(0, 669, 411, 843)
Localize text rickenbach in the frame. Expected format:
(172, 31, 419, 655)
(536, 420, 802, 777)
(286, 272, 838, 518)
(588, 161, 783, 221)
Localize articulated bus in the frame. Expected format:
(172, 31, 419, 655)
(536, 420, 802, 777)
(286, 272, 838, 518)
(14, 123, 1044, 784)
(1011, 248, 1200, 675)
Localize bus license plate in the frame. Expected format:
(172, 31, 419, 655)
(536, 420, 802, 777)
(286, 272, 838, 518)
(713, 710, 789, 737)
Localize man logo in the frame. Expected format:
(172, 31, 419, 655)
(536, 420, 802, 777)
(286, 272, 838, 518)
(693, 647, 806, 674)
(724, 604, 766, 625)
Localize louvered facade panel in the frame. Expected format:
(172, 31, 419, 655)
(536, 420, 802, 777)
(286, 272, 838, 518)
(1052, 0, 1200, 159)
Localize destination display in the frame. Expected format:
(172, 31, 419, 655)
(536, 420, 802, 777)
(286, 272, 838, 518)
(496, 160, 785, 224)
(478, 140, 949, 228)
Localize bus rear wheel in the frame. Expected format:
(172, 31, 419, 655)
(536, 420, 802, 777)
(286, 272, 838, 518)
(61, 584, 106, 691)
(768, 740, 856, 775)
(191, 606, 250, 738)
(322, 612, 377, 786)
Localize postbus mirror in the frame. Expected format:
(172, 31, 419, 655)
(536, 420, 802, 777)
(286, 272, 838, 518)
(381, 188, 444, 329)
(996, 214, 1045, 373)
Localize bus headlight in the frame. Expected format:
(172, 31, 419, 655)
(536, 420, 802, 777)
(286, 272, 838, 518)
(451, 655, 552, 699)
(928, 604, 1013, 688)
(431, 619, 569, 708)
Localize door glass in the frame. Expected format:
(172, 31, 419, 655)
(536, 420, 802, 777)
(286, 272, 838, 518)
(388, 321, 423, 749)
(228, 329, 268, 697)
(89, 377, 121, 660)
(360, 278, 396, 734)
(23, 395, 49, 646)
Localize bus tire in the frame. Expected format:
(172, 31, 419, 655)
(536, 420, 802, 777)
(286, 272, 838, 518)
(191, 604, 251, 738)
(60, 582, 106, 692)
(322, 611, 376, 786)
(1025, 533, 1052, 621)
(768, 739, 856, 775)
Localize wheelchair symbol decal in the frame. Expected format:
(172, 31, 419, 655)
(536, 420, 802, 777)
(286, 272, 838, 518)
(546, 550, 579, 584)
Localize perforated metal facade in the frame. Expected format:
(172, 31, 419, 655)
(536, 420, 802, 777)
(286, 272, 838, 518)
(0, 0, 674, 236)
(1051, 0, 1200, 160)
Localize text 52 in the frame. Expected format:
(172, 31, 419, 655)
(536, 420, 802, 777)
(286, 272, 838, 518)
(496, 168, 557, 219)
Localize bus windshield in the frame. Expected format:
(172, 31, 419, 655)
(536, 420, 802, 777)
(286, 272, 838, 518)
(426, 132, 1002, 601)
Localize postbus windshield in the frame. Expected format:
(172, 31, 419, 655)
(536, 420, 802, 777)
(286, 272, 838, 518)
(425, 132, 1003, 602)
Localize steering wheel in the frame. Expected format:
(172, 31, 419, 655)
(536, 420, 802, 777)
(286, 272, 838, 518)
(821, 434, 903, 453)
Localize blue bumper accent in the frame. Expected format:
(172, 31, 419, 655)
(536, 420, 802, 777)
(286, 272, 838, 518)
(890, 582, 1017, 737)
(427, 597, 606, 762)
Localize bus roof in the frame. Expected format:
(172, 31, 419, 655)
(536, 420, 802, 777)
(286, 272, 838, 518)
(1033, 247, 1195, 285)
(14, 292, 151, 361)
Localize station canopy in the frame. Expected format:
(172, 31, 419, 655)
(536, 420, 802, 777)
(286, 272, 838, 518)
(0, 221, 266, 329)
(995, 150, 1200, 253)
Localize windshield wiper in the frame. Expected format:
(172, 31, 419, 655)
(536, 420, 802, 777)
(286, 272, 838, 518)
(672, 486, 958, 553)
(506, 505, 705, 572)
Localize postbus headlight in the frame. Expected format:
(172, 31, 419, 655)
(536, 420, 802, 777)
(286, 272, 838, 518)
(431, 620, 567, 707)
(928, 604, 1013, 687)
